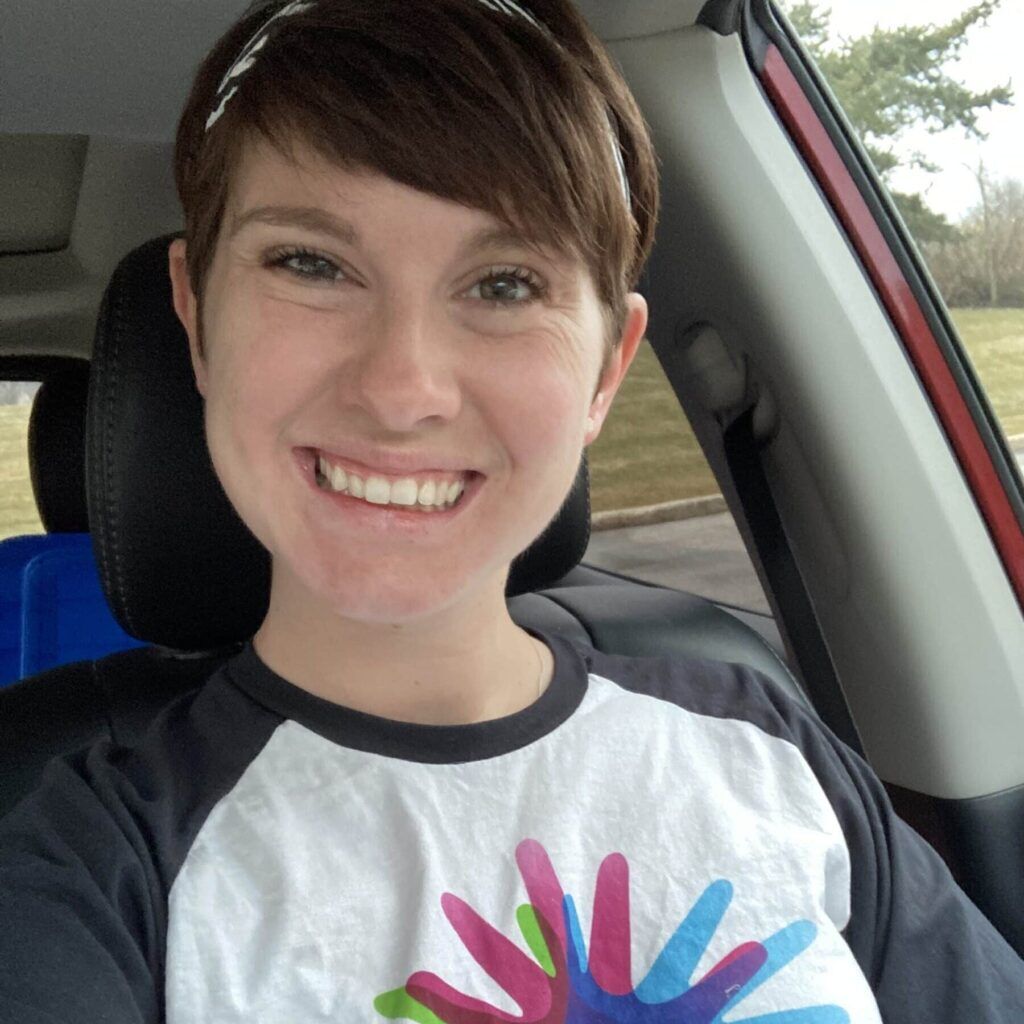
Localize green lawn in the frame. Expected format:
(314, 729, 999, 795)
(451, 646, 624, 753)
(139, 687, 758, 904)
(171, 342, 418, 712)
(587, 340, 716, 511)
(587, 307, 1024, 512)
(949, 309, 1024, 439)
(1, 308, 1022, 540)
(0, 403, 43, 540)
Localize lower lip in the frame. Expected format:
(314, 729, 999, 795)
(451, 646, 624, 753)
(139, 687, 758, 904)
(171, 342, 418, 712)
(293, 449, 483, 532)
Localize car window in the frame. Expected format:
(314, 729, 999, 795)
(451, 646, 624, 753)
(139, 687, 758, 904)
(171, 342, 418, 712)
(780, 0, 1024, 484)
(584, 341, 770, 614)
(0, 381, 43, 541)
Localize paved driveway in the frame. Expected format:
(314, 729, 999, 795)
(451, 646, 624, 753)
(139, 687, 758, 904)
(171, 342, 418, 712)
(584, 512, 770, 614)
(584, 452, 1024, 618)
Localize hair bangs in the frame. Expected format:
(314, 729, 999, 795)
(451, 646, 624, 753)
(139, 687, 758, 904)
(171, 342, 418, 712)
(175, 0, 658, 335)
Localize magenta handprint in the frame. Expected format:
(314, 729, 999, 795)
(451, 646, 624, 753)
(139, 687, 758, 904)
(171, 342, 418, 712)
(373, 839, 849, 1023)
(403, 890, 569, 1022)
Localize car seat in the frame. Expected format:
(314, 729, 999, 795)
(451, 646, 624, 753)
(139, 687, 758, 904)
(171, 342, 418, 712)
(0, 363, 143, 687)
(0, 235, 804, 816)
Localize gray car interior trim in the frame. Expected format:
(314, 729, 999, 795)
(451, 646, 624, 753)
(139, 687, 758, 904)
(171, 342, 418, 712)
(1, 1, 705, 140)
(0, 138, 183, 358)
(0, 135, 88, 254)
(609, 25, 1024, 798)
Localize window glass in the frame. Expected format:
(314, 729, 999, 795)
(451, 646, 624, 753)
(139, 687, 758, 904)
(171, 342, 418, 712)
(780, 0, 1024, 478)
(584, 342, 769, 614)
(0, 381, 43, 541)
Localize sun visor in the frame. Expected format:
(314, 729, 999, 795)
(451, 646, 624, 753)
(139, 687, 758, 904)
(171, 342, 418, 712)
(0, 1, 249, 142)
(0, 134, 88, 254)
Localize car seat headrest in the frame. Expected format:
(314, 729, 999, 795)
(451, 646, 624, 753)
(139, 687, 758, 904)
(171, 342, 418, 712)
(86, 235, 591, 651)
(29, 359, 90, 533)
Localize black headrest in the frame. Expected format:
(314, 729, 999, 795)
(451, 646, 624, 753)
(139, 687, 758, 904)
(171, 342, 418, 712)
(86, 235, 591, 651)
(28, 359, 91, 533)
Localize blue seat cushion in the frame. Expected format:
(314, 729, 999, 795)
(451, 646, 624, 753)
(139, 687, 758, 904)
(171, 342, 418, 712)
(20, 544, 145, 678)
(1, 535, 87, 686)
(0, 534, 144, 686)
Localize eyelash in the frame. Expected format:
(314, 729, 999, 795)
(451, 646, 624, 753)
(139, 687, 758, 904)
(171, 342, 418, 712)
(266, 246, 344, 283)
(264, 248, 547, 307)
(473, 265, 547, 307)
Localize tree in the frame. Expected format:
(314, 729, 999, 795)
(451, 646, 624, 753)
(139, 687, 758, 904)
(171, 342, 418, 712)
(782, 2, 1014, 245)
(924, 174, 1024, 306)
(971, 160, 1000, 304)
(888, 189, 960, 247)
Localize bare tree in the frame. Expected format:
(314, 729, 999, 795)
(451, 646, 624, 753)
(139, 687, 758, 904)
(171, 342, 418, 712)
(969, 160, 999, 304)
(925, 172, 1024, 307)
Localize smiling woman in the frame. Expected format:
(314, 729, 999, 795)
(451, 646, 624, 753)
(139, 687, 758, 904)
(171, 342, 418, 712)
(168, 130, 649, 712)
(160, 0, 659, 720)
(166, 0, 659, 719)
(2, 2, 1024, 1022)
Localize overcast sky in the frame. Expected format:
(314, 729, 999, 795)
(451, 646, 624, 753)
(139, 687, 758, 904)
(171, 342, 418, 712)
(809, 0, 1021, 222)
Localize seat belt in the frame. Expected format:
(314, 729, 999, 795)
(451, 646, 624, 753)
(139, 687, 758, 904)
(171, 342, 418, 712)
(723, 406, 866, 756)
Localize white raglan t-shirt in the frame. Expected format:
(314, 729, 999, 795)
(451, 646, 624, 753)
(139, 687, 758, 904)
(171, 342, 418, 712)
(1, 628, 1023, 1023)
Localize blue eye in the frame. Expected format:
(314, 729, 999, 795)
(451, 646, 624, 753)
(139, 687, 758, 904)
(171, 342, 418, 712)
(470, 267, 545, 306)
(268, 248, 343, 283)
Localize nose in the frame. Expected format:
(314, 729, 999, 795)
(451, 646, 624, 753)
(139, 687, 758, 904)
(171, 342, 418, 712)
(344, 298, 462, 432)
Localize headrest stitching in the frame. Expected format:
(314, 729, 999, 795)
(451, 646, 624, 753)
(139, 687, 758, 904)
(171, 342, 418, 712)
(102, 277, 138, 637)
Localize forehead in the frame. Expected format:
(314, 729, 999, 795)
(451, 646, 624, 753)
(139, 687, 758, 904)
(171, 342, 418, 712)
(224, 134, 578, 267)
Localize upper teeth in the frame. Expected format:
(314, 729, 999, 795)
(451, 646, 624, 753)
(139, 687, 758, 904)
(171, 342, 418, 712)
(317, 455, 466, 509)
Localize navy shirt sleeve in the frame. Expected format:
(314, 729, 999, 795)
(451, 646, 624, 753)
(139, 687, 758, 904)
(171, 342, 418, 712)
(746, 665, 1024, 1020)
(0, 673, 280, 1024)
(0, 746, 161, 1024)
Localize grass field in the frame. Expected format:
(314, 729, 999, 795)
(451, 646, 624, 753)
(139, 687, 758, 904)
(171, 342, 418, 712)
(949, 309, 1024, 439)
(1, 308, 1022, 540)
(587, 306, 1024, 512)
(0, 402, 43, 541)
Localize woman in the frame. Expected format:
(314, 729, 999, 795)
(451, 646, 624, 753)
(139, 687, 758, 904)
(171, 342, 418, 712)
(1, 1, 1022, 1021)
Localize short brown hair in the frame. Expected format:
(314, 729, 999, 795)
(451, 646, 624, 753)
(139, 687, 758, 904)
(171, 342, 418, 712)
(174, 0, 658, 344)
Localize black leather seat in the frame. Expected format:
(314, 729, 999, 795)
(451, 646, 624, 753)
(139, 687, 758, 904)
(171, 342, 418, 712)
(28, 360, 91, 534)
(0, 236, 804, 817)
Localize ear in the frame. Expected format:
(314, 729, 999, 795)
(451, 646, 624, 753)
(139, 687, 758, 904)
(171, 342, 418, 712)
(168, 237, 208, 397)
(584, 293, 648, 444)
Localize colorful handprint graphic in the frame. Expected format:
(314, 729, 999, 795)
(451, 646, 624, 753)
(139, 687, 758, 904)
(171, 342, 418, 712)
(375, 839, 849, 1023)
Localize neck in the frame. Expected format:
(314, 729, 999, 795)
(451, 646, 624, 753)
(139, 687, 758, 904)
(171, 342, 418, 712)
(252, 569, 550, 725)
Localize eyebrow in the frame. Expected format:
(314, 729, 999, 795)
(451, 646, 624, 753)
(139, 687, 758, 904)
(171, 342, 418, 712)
(229, 205, 359, 245)
(229, 204, 562, 264)
(459, 225, 554, 261)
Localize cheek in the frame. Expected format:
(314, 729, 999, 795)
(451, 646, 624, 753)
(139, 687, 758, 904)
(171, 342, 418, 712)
(478, 344, 590, 485)
(197, 332, 302, 531)
(203, 299, 327, 432)
(518, 330, 597, 430)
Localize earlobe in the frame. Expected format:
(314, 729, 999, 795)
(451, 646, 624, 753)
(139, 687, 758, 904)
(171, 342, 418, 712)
(167, 238, 208, 396)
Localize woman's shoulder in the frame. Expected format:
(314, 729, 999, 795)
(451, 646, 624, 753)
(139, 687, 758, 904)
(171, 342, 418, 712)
(549, 628, 803, 741)
(0, 653, 282, 883)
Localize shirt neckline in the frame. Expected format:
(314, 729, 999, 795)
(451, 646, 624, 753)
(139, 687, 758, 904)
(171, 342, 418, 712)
(223, 627, 589, 764)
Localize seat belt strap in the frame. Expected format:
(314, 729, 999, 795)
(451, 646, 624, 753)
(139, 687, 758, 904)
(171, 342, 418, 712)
(723, 407, 865, 756)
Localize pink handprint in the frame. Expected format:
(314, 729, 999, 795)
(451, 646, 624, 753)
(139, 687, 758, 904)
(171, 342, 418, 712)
(377, 839, 768, 1023)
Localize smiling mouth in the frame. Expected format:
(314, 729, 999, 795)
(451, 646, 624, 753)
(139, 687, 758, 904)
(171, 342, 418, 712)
(312, 452, 474, 512)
